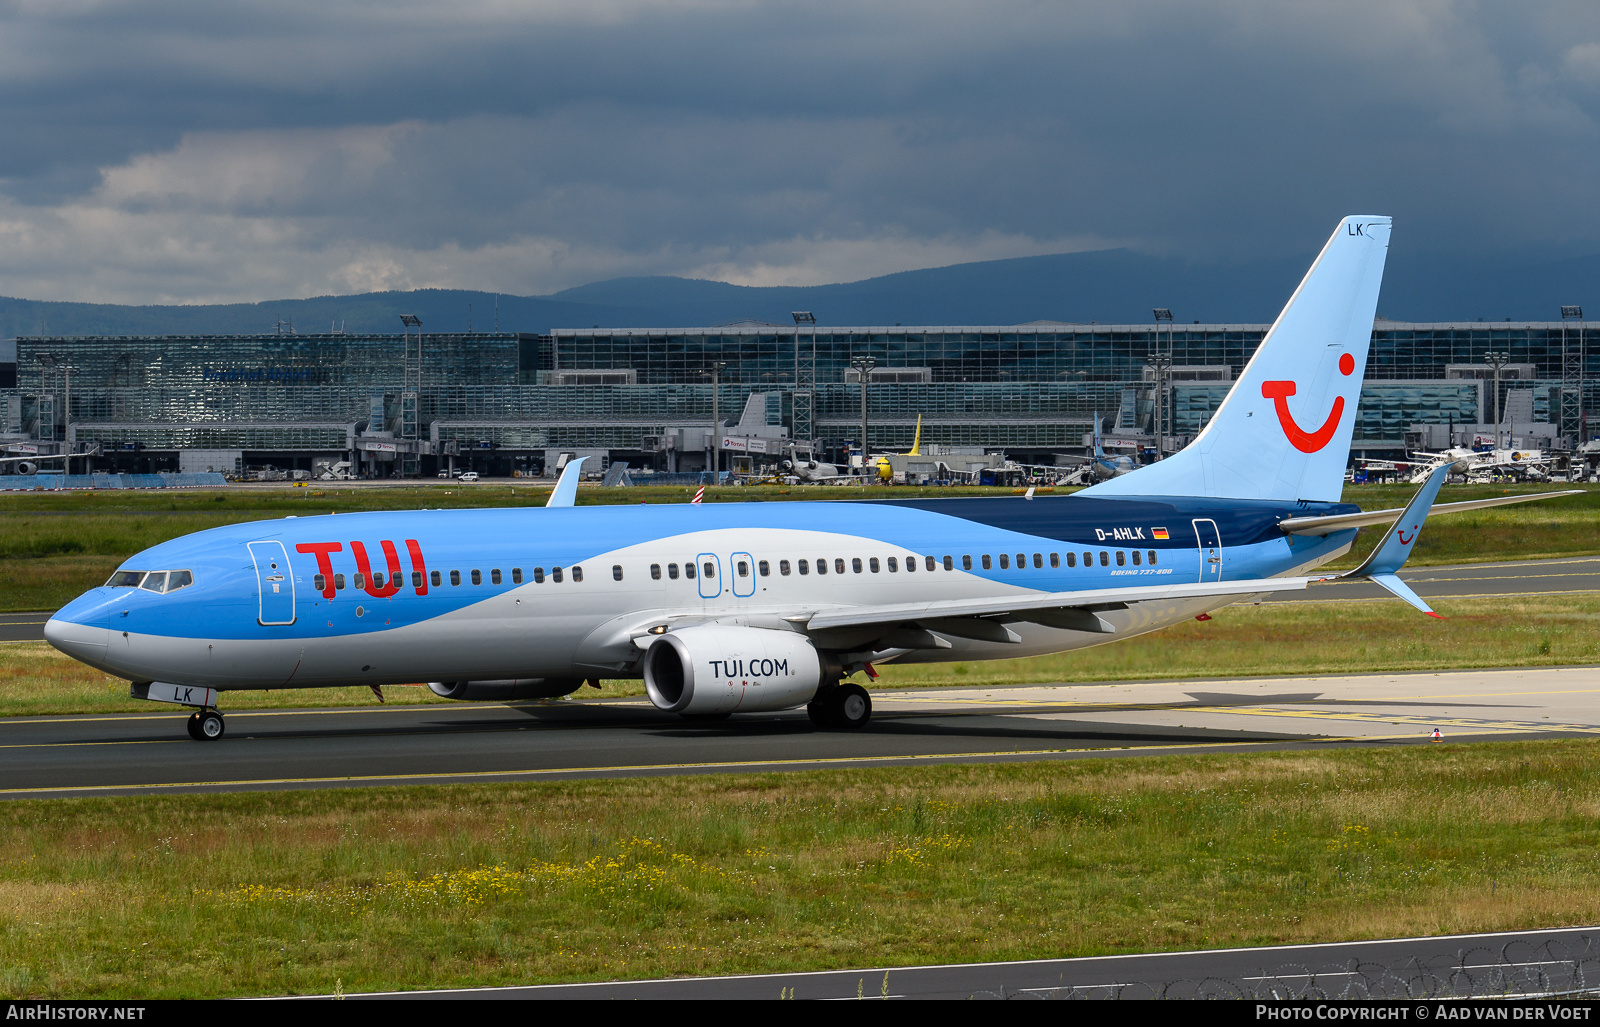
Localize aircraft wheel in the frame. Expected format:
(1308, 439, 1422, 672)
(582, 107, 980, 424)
(832, 684, 871, 730)
(806, 687, 838, 729)
(196, 710, 225, 741)
(185, 713, 203, 740)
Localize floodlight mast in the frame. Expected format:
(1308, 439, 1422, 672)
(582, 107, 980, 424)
(1562, 306, 1585, 453)
(400, 314, 422, 477)
(850, 355, 877, 481)
(701, 362, 728, 479)
(1483, 350, 1509, 450)
(792, 312, 816, 444)
(1151, 308, 1174, 460)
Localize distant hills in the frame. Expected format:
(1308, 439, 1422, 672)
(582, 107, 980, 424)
(2, 247, 1597, 341)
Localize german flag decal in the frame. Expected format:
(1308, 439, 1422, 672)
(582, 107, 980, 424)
(1152, 527, 1169, 540)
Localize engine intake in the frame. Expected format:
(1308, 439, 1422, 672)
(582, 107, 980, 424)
(428, 679, 583, 701)
(643, 625, 824, 715)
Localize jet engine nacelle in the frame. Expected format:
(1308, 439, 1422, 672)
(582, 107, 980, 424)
(428, 678, 583, 701)
(643, 625, 824, 715)
(15, 461, 36, 475)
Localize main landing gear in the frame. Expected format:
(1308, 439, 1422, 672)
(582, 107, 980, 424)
(185, 709, 226, 741)
(807, 682, 871, 730)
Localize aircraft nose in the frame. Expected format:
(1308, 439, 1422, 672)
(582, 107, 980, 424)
(45, 591, 111, 660)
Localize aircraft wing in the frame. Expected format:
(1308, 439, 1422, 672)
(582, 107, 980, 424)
(798, 576, 1314, 638)
(1276, 491, 1582, 535)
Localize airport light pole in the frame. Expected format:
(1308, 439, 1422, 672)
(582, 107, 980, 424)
(702, 362, 728, 480)
(1152, 308, 1174, 459)
(850, 355, 877, 482)
(1562, 306, 1585, 454)
(792, 311, 816, 444)
(1483, 350, 1509, 450)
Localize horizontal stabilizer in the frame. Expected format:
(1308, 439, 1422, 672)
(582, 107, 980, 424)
(1278, 490, 1583, 535)
(1368, 572, 1442, 618)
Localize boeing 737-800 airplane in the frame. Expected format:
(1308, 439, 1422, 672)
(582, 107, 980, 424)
(43, 216, 1578, 740)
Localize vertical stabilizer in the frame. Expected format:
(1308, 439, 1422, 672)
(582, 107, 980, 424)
(1080, 215, 1390, 502)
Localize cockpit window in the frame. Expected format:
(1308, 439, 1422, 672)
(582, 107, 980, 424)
(107, 569, 193, 592)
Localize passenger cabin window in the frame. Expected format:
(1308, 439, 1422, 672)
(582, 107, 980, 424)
(927, 556, 938, 571)
(1082, 551, 1092, 566)
(996, 554, 1007, 569)
(981, 555, 992, 570)
(492, 568, 502, 585)
(354, 572, 366, 589)
(758, 560, 770, 576)
(868, 557, 879, 573)
(512, 568, 523, 584)
(471, 569, 482, 585)
(651, 564, 662, 580)
(1149, 551, 1158, 564)
(962, 555, 973, 570)
(1050, 553, 1060, 568)
(572, 566, 584, 583)
(815, 558, 827, 575)
(552, 567, 564, 583)
(668, 563, 680, 580)
(943, 555, 954, 570)
(701, 562, 713, 579)
(798, 559, 810, 575)
(613, 565, 623, 581)
(779, 560, 791, 576)
(450, 570, 461, 586)
(684, 563, 695, 579)
(1065, 553, 1076, 568)
(736, 559, 749, 577)
(1131, 551, 1141, 565)
(412, 571, 423, 588)
(371, 572, 385, 589)
(852, 558, 863, 573)
(335, 573, 346, 590)
(887, 557, 898, 572)
(533, 568, 545, 583)
(1034, 553, 1044, 569)
(1099, 552, 1109, 567)
(314, 573, 326, 592)
(835, 559, 846, 574)
(1116, 551, 1126, 566)
(430, 570, 441, 587)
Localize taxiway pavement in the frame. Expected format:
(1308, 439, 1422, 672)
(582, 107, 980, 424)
(3, 665, 1598, 800)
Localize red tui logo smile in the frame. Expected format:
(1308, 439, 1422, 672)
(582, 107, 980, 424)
(1261, 352, 1356, 453)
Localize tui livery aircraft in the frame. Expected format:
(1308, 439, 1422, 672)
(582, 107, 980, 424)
(44, 216, 1579, 740)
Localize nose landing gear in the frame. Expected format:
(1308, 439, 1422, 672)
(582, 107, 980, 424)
(185, 709, 226, 741)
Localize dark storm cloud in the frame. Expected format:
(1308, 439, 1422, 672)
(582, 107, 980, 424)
(1, 1, 1598, 302)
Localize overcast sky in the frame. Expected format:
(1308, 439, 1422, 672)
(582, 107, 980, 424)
(1, 0, 1597, 304)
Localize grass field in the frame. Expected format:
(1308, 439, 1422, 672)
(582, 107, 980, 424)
(4, 593, 1596, 717)
(3, 742, 1600, 997)
(0, 482, 1595, 612)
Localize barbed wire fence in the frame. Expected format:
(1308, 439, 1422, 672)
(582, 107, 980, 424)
(970, 934, 1600, 999)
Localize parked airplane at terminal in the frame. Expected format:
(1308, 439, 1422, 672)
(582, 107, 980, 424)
(45, 216, 1580, 740)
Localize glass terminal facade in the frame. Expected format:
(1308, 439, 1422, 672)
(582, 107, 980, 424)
(0, 321, 1591, 475)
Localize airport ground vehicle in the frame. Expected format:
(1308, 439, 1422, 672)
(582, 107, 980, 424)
(44, 216, 1577, 739)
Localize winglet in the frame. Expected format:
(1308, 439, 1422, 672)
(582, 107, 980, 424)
(1342, 458, 1462, 615)
(545, 457, 587, 508)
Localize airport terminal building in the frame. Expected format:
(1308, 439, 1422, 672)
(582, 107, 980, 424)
(0, 318, 1592, 477)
